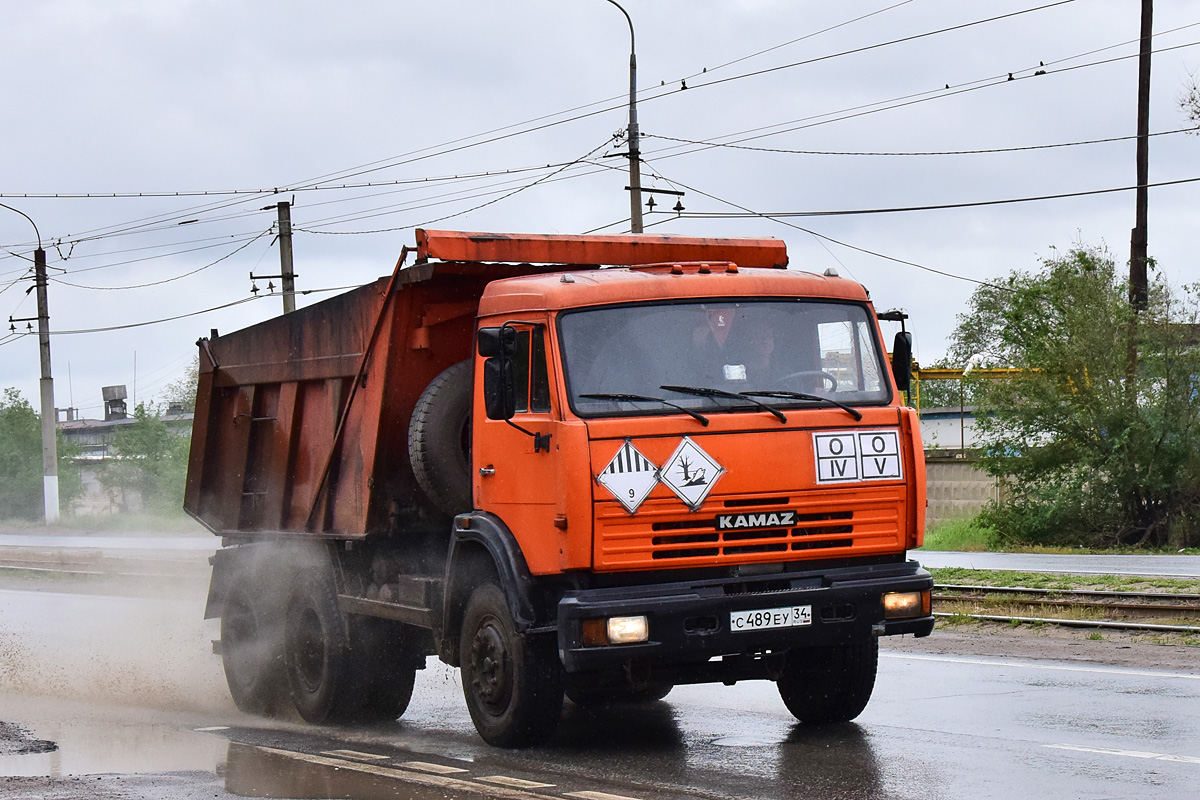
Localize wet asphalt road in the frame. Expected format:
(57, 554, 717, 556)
(916, 550, 1200, 578)
(2, 577, 1199, 800)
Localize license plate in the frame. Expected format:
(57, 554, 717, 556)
(730, 605, 812, 632)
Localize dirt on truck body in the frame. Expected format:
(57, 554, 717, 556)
(185, 229, 933, 747)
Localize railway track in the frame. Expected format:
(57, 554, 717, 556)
(0, 547, 209, 582)
(933, 583, 1200, 634)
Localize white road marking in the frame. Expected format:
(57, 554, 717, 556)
(255, 747, 552, 799)
(192, 726, 229, 732)
(567, 792, 646, 800)
(321, 749, 390, 761)
(399, 760, 470, 774)
(479, 775, 556, 789)
(1046, 743, 1200, 764)
(881, 652, 1200, 681)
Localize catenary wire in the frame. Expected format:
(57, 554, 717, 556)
(636, 161, 1013, 290)
(0, 0, 1076, 243)
(50, 230, 272, 290)
(637, 38, 1200, 166)
(644, 126, 1198, 157)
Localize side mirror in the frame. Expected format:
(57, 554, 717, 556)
(891, 331, 913, 393)
(478, 327, 517, 358)
(483, 358, 516, 420)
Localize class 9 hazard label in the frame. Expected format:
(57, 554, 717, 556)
(813, 429, 902, 484)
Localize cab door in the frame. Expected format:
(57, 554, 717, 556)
(473, 324, 564, 574)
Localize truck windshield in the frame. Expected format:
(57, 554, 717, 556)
(559, 300, 890, 417)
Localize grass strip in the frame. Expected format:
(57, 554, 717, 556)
(930, 567, 1200, 595)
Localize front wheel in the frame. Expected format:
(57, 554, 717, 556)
(777, 638, 878, 724)
(460, 583, 563, 747)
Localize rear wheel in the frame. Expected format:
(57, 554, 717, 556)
(221, 574, 287, 716)
(777, 638, 878, 724)
(284, 569, 357, 723)
(347, 617, 420, 722)
(460, 583, 563, 747)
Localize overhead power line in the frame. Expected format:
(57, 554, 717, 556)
(0, 159, 603, 201)
(296, 139, 614, 235)
(0, 1, 1078, 216)
(644, 127, 1198, 158)
(643, 0, 1077, 98)
(639, 36, 1200, 166)
(0, 283, 365, 343)
(50, 230, 272, 290)
(667, 175, 1200, 219)
(633, 161, 1016, 291)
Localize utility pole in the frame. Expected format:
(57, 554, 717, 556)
(34, 247, 59, 523)
(277, 201, 296, 314)
(1129, 0, 1153, 311)
(1, 201, 58, 523)
(607, 0, 644, 233)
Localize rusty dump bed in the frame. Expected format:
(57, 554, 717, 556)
(184, 229, 789, 539)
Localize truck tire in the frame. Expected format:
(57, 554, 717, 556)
(565, 682, 673, 707)
(409, 360, 473, 516)
(221, 573, 288, 716)
(460, 583, 563, 747)
(283, 568, 358, 723)
(346, 616, 420, 723)
(777, 638, 878, 724)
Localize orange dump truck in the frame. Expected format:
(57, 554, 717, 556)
(185, 229, 932, 746)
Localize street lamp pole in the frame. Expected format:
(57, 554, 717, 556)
(606, 0, 644, 233)
(0, 202, 59, 523)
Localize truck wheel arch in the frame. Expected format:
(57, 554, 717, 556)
(441, 513, 540, 666)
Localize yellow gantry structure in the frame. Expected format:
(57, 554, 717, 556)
(907, 366, 1028, 410)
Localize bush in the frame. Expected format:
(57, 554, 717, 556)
(953, 245, 1200, 549)
(0, 388, 83, 518)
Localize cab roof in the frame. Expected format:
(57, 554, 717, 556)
(477, 263, 871, 317)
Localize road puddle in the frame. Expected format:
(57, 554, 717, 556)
(0, 695, 227, 778)
(224, 743, 411, 800)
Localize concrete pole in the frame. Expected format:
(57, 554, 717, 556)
(607, 0, 644, 233)
(277, 201, 296, 314)
(34, 247, 60, 523)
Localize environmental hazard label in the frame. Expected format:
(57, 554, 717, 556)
(660, 436, 725, 511)
(813, 429, 903, 484)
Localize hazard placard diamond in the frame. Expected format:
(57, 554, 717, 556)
(660, 437, 725, 511)
(596, 439, 659, 513)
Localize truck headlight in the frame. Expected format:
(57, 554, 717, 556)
(581, 615, 649, 646)
(882, 590, 930, 619)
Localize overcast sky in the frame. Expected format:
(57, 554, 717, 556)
(3, 0, 1199, 418)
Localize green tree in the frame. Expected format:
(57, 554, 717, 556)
(0, 388, 84, 519)
(159, 355, 198, 412)
(0, 388, 42, 518)
(102, 402, 191, 514)
(954, 245, 1200, 549)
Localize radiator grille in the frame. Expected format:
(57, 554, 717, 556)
(595, 488, 904, 570)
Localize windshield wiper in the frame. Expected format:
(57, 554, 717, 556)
(660, 385, 787, 424)
(579, 393, 709, 426)
(739, 390, 863, 421)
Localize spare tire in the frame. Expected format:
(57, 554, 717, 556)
(409, 360, 473, 515)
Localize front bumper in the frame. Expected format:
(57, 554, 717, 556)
(557, 559, 933, 675)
